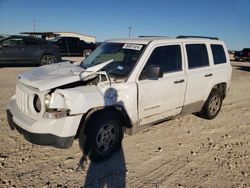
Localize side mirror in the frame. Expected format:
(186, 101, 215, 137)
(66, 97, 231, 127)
(145, 65, 163, 80)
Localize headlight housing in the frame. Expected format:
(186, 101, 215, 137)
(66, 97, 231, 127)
(44, 94, 51, 108)
(43, 91, 70, 119)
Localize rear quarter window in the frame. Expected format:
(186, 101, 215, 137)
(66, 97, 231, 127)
(211, 44, 226, 64)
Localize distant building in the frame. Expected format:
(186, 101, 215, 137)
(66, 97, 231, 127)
(20, 31, 96, 43)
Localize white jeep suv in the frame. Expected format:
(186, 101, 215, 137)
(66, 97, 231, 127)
(7, 36, 232, 162)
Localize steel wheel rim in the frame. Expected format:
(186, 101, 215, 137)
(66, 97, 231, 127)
(41, 56, 55, 65)
(96, 123, 117, 154)
(208, 95, 221, 116)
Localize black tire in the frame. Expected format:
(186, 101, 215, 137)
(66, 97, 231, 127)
(198, 89, 223, 120)
(82, 49, 92, 58)
(40, 55, 56, 66)
(79, 110, 124, 162)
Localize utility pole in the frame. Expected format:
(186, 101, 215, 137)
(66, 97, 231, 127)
(33, 19, 36, 32)
(128, 26, 132, 38)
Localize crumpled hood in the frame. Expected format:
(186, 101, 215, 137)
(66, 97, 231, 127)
(17, 60, 112, 91)
(17, 62, 83, 91)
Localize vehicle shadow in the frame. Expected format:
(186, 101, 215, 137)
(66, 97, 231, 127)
(232, 64, 250, 72)
(78, 87, 127, 187)
(236, 66, 250, 72)
(80, 147, 126, 188)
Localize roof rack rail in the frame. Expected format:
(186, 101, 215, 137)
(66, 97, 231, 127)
(176, 35, 219, 40)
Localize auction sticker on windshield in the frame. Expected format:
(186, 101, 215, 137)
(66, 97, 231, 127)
(123, 43, 143, 51)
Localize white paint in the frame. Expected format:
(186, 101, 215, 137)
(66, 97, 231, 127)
(8, 36, 232, 141)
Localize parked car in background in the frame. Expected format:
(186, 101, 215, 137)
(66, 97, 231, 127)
(234, 48, 250, 62)
(0, 35, 62, 66)
(50, 36, 96, 57)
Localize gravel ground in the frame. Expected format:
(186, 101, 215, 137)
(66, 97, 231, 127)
(0, 61, 249, 188)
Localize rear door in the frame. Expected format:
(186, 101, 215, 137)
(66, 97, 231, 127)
(137, 44, 186, 126)
(182, 43, 213, 113)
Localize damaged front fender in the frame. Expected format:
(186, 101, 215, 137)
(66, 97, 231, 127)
(48, 85, 105, 115)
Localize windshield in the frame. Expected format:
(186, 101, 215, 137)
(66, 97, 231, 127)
(80, 42, 145, 79)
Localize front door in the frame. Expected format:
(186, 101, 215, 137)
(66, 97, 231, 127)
(137, 44, 186, 126)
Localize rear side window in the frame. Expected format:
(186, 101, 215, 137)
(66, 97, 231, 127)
(211, 44, 226, 64)
(146, 45, 182, 73)
(186, 44, 209, 69)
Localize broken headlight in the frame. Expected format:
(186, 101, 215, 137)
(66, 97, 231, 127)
(43, 92, 70, 119)
(44, 94, 51, 108)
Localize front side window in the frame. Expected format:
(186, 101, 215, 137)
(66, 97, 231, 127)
(211, 44, 226, 64)
(145, 45, 182, 73)
(186, 44, 209, 69)
(80, 42, 145, 79)
(139, 45, 182, 80)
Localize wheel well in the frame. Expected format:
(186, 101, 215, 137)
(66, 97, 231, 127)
(212, 83, 227, 99)
(75, 106, 132, 138)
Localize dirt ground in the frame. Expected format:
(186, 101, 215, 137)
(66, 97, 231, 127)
(0, 62, 249, 188)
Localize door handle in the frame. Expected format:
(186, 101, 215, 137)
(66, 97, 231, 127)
(174, 79, 185, 84)
(204, 73, 213, 77)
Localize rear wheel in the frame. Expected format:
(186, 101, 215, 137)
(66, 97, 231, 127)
(79, 111, 123, 162)
(40, 55, 56, 66)
(198, 89, 223, 119)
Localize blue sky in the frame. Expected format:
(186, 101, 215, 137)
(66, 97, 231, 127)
(0, 0, 249, 50)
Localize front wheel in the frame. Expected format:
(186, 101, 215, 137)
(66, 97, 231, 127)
(79, 111, 123, 162)
(198, 89, 223, 119)
(40, 55, 56, 66)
